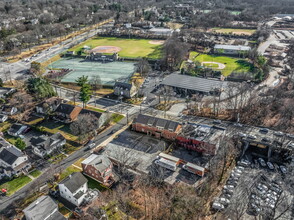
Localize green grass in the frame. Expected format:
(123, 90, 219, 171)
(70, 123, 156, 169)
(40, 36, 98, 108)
(0, 175, 32, 196)
(68, 37, 163, 59)
(86, 106, 106, 113)
(194, 53, 254, 76)
(211, 28, 256, 36)
(0, 121, 12, 132)
(229, 11, 242, 15)
(37, 121, 78, 141)
(29, 170, 42, 178)
(59, 166, 81, 181)
(111, 113, 124, 123)
(3, 134, 18, 146)
(85, 176, 109, 191)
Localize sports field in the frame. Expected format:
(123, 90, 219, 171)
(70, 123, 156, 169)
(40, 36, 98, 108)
(68, 37, 163, 59)
(189, 52, 254, 76)
(50, 58, 135, 85)
(211, 28, 256, 36)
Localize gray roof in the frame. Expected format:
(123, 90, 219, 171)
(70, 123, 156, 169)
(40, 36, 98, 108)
(60, 172, 87, 193)
(214, 44, 251, 51)
(30, 133, 65, 151)
(82, 154, 112, 173)
(23, 195, 66, 220)
(160, 74, 228, 93)
(114, 82, 132, 90)
(134, 114, 180, 132)
(0, 144, 24, 165)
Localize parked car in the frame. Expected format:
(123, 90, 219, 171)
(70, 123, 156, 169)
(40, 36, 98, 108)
(224, 185, 235, 190)
(267, 162, 274, 170)
(238, 132, 247, 138)
(218, 197, 230, 205)
(274, 131, 284, 136)
(213, 120, 221, 125)
(248, 134, 257, 139)
(279, 165, 287, 174)
(258, 158, 266, 167)
(212, 202, 225, 211)
(233, 123, 243, 127)
(259, 128, 269, 133)
(238, 159, 251, 167)
(0, 114, 8, 123)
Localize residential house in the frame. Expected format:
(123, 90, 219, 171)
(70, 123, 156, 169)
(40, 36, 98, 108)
(36, 97, 62, 115)
(59, 172, 88, 207)
(114, 82, 137, 98)
(7, 123, 28, 137)
(30, 133, 66, 158)
(0, 137, 31, 178)
(54, 103, 82, 123)
(82, 154, 114, 187)
(23, 195, 66, 220)
(79, 109, 106, 128)
(1, 105, 17, 115)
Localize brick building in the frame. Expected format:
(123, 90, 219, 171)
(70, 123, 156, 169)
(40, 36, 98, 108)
(132, 114, 224, 155)
(132, 114, 182, 140)
(81, 154, 114, 187)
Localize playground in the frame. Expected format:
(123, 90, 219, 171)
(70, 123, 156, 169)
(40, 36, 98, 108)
(68, 37, 163, 59)
(50, 57, 135, 85)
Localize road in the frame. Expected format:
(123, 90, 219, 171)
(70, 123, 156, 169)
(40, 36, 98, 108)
(0, 19, 113, 82)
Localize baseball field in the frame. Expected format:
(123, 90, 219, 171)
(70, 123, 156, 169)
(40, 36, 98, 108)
(68, 37, 164, 59)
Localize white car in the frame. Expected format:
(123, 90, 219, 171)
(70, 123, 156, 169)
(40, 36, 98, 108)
(212, 202, 225, 211)
(279, 165, 287, 174)
(224, 185, 235, 190)
(0, 114, 8, 123)
(218, 197, 230, 205)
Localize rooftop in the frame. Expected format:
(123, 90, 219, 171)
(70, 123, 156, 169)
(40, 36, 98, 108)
(133, 114, 180, 132)
(59, 172, 88, 193)
(214, 44, 251, 51)
(160, 74, 228, 93)
(23, 195, 66, 220)
(82, 154, 112, 173)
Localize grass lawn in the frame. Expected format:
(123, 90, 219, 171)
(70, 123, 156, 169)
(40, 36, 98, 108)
(29, 170, 42, 178)
(3, 134, 18, 146)
(58, 203, 72, 217)
(59, 165, 81, 181)
(37, 121, 78, 142)
(194, 53, 254, 76)
(110, 113, 124, 124)
(86, 106, 106, 113)
(68, 37, 163, 59)
(85, 176, 109, 191)
(0, 121, 12, 132)
(211, 28, 256, 36)
(73, 158, 85, 169)
(0, 175, 32, 196)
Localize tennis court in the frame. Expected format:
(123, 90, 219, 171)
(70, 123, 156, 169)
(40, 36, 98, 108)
(50, 58, 135, 85)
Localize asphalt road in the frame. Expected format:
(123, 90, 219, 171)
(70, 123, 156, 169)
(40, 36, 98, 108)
(0, 116, 128, 213)
(0, 21, 112, 82)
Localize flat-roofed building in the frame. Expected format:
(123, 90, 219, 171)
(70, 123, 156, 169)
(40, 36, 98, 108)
(214, 44, 251, 56)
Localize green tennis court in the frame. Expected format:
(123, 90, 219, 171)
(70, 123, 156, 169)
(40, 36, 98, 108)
(50, 58, 135, 85)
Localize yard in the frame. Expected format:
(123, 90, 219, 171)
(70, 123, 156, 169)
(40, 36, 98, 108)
(29, 169, 42, 178)
(58, 165, 81, 181)
(192, 53, 254, 76)
(210, 28, 256, 36)
(37, 121, 78, 142)
(68, 37, 163, 59)
(85, 176, 109, 191)
(0, 175, 32, 196)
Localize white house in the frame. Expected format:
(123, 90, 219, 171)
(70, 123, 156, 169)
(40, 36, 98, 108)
(0, 138, 31, 178)
(59, 172, 88, 207)
(23, 195, 66, 220)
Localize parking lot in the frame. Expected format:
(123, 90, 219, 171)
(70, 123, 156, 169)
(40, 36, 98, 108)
(212, 156, 294, 219)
